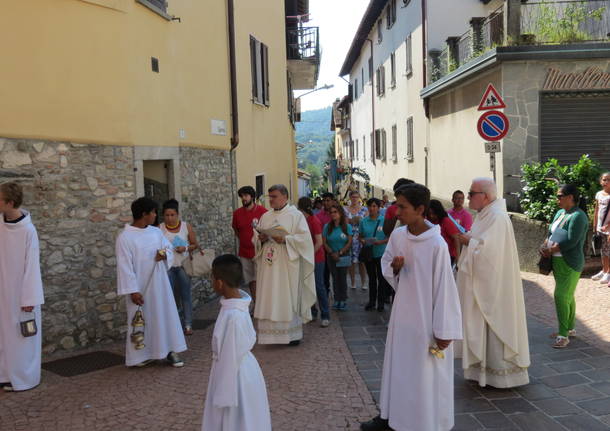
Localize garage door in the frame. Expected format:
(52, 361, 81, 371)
(540, 91, 610, 169)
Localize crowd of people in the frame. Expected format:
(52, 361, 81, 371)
(0, 172, 603, 431)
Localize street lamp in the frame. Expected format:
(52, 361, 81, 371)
(295, 84, 334, 100)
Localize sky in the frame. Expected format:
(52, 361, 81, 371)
(294, 0, 370, 112)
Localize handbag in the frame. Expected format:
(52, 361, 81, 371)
(20, 311, 37, 337)
(358, 219, 381, 263)
(539, 212, 572, 275)
(183, 248, 215, 277)
(336, 255, 352, 267)
(592, 202, 610, 255)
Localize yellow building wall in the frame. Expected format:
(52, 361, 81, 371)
(233, 0, 298, 201)
(0, 0, 231, 150)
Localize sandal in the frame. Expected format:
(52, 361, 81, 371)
(549, 329, 576, 339)
(552, 336, 570, 349)
(184, 326, 193, 336)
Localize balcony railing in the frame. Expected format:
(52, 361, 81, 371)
(521, 0, 609, 44)
(428, 0, 610, 84)
(286, 26, 320, 61)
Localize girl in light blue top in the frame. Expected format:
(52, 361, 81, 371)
(322, 203, 353, 311)
(359, 198, 390, 311)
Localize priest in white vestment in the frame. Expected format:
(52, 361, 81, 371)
(252, 184, 316, 345)
(364, 183, 462, 431)
(202, 254, 271, 431)
(457, 178, 530, 388)
(116, 198, 187, 367)
(0, 182, 44, 392)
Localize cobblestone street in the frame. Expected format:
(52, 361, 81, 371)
(0, 272, 609, 430)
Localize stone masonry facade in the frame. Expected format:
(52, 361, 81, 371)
(0, 138, 234, 356)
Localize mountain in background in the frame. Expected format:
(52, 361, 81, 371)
(296, 106, 334, 167)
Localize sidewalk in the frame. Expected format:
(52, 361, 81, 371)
(340, 275, 610, 431)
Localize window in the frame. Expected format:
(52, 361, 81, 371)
(391, 124, 398, 163)
(250, 36, 270, 106)
(376, 66, 386, 96)
(255, 174, 265, 200)
(405, 34, 413, 77)
(381, 129, 387, 161)
(362, 135, 366, 161)
(377, 19, 383, 43)
(355, 139, 359, 160)
(375, 129, 381, 160)
(370, 132, 375, 163)
(386, 0, 397, 29)
(368, 57, 373, 83)
(361, 68, 365, 93)
(354, 78, 359, 99)
(390, 53, 396, 88)
(406, 117, 414, 162)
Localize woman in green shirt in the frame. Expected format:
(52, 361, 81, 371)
(540, 184, 589, 349)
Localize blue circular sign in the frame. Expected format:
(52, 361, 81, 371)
(477, 110, 509, 141)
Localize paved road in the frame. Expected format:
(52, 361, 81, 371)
(340, 275, 610, 431)
(1, 271, 609, 430)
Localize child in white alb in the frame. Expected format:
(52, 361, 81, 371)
(202, 254, 271, 431)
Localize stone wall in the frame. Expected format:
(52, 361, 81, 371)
(0, 138, 234, 356)
(501, 58, 610, 210)
(509, 212, 548, 273)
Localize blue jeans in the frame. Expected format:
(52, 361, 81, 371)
(311, 261, 330, 320)
(168, 266, 192, 328)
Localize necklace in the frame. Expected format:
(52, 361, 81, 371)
(166, 221, 181, 230)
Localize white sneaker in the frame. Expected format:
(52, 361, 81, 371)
(350, 284, 357, 289)
(361, 284, 368, 290)
(600, 273, 610, 284)
(320, 319, 330, 327)
(592, 270, 606, 281)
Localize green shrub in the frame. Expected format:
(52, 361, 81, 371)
(520, 155, 601, 223)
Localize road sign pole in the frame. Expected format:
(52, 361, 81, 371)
(490, 152, 496, 182)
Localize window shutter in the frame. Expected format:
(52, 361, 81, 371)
(382, 129, 387, 161)
(392, 124, 397, 162)
(407, 117, 414, 162)
(262, 43, 270, 105)
(390, 53, 396, 87)
(363, 136, 366, 161)
(370, 132, 375, 164)
(250, 37, 258, 101)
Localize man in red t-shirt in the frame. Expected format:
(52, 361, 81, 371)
(232, 186, 267, 303)
(316, 192, 335, 294)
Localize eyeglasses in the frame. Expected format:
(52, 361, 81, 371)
(468, 191, 485, 197)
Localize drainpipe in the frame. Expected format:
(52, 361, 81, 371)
(227, 0, 239, 212)
(366, 39, 375, 166)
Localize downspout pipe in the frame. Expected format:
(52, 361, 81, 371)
(366, 39, 375, 166)
(227, 0, 239, 212)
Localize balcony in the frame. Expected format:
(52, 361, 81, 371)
(429, 0, 610, 83)
(287, 26, 320, 90)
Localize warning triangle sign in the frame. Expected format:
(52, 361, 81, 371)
(478, 84, 506, 111)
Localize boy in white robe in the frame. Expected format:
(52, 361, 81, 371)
(116, 197, 187, 368)
(202, 254, 271, 431)
(361, 184, 462, 431)
(0, 182, 44, 392)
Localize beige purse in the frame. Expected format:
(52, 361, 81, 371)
(183, 249, 215, 277)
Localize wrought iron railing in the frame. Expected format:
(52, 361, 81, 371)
(521, 0, 609, 44)
(286, 27, 320, 61)
(457, 30, 473, 65)
(482, 6, 504, 49)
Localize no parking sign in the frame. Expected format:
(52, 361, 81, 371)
(477, 110, 509, 141)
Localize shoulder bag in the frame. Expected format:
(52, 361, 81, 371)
(358, 219, 381, 263)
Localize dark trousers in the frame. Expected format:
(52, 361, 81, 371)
(365, 257, 388, 307)
(324, 260, 331, 294)
(328, 257, 348, 301)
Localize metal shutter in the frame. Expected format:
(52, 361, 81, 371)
(540, 91, 610, 169)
